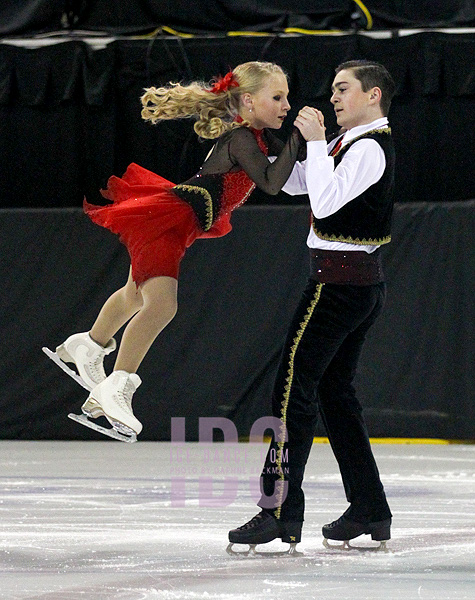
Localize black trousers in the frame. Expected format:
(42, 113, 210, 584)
(258, 278, 392, 524)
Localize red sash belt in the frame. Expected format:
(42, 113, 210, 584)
(309, 248, 384, 285)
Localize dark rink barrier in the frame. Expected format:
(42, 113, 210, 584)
(0, 201, 473, 441)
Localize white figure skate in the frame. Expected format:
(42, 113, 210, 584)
(42, 332, 116, 391)
(69, 370, 142, 443)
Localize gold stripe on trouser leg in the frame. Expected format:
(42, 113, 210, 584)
(274, 283, 324, 519)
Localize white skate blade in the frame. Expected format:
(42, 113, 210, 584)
(323, 538, 389, 552)
(226, 543, 302, 557)
(68, 413, 137, 443)
(42, 347, 92, 391)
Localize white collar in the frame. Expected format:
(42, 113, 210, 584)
(342, 117, 389, 145)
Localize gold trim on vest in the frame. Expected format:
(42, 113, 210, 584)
(331, 126, 392, 158)
(311, 229, 392, 246)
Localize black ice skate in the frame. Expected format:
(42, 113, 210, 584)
(322, 514, 391, 551)
(227, 510, 302, 556)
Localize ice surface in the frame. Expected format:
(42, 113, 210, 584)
(0, 441, 474, 599)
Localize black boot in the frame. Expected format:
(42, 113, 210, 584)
(228, 510, 302, 549)
(322, 514, 391, 542)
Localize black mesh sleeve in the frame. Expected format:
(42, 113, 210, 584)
(228, 127, 305, 195)
(263, 129, 307, 162)
(262, 130, 285, 155)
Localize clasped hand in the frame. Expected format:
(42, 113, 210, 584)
(294, 106, 326, 141)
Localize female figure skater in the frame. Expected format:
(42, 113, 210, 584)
(47, 61, 305, 441)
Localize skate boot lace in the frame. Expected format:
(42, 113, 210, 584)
(114, 379, 135, 415)
(238, 512, 266, 531)
(87, 353, 106, 381)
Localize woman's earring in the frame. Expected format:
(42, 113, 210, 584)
(249, 108, 253, 113)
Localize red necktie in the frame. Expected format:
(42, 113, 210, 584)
(330, 137, 343, 157)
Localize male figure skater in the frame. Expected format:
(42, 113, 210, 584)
(228, 60, 396, 552)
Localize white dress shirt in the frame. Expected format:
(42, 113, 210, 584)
(283, 117, 390, 253)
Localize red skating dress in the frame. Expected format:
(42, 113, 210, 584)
(84, 124, 303, 286)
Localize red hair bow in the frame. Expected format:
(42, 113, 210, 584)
(210, 71, 239, 94)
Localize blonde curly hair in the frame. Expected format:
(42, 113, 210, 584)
(141, 61, 286, 139)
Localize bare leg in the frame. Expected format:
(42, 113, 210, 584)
(89, 268, 143, 347)
(113, 275, 178, 373)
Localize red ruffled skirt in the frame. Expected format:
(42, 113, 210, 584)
(84, 163, 200, 286)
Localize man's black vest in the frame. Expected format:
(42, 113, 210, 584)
(312, 128, 395, 246)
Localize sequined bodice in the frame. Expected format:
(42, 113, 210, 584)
(171, 124, 301, 234)
(220, 128, 268, 213)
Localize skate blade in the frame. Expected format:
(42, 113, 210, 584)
(226, 543, 302, 557)
(323, 538, 389, 552)
(42, 347, 92, 391)
(68, 413, 137, 443)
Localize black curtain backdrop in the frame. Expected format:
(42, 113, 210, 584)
(0, 23, 473, 442)
(72, 1, 355, 34)
(1, 1, 474, 36)
(366, 1, 475, 29)
(0, 1, 65, 36)
(0, 203, 473, 442)
(0, 33, 474, 209)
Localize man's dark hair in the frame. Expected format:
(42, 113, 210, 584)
(336, 60, 396, 116)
